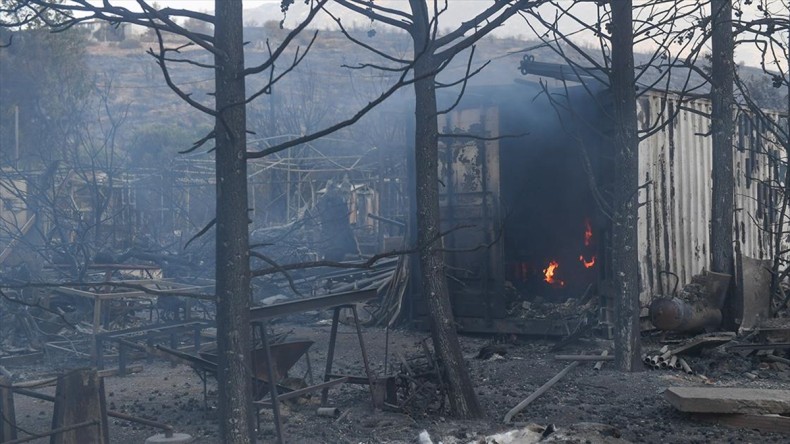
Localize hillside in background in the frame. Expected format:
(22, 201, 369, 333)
(4, 23, 786, 171)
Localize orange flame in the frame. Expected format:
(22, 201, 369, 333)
(584, 219, 593, 246)
(579, 255, 596, 269)
(543, 260, 565, 287)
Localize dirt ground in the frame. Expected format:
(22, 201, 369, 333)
(6, 319, 790, 444)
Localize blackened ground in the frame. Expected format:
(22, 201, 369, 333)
(8, 321, 790, 443)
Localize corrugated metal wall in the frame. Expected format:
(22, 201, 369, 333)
(637, 90, 783, 307)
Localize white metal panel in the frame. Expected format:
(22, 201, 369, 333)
(637, 90, 782, 307)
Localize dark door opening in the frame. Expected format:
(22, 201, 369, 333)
(497, 82, 609, 303)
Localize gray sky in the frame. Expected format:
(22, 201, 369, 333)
(107, 0, 788, 70)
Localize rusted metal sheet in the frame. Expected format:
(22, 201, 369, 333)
(437, 106, 505, 319)
(637, 90, 784, 307)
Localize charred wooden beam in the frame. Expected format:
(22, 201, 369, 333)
(504, 361, 580, 423)
(0, 376, 17, 442)
(366, 213, 406, 228)
(554, 354, 614, 362)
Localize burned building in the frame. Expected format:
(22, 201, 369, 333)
(412, 68, 786, 334)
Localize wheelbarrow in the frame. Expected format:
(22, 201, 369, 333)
(154, 339, 314, 409)
(199, 339, 314, 383)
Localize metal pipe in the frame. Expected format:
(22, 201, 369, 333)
(12, 388, 174, 437)
(321, 307, 341, 406)
(678, 357, 694, 374)
(106, 410, 173, 437)
(12, 387, 54, 402)
(351, 304, 377, 407)
(593, 350, 608, 371)
(316, 407, 340, 417)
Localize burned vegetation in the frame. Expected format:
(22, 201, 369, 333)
(1, 1, 789, 443)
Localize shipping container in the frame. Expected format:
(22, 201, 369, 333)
(431, 81, 785, 330)
(636, 92, 784, 307)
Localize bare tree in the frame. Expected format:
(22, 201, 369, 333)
(331, 0, 549, 417)
(710, 0, 736, 283)
(730, 0, 789, 311)
(608, 0, 642, 371)
(0, 71, 128, 282)
(515, 0, 745, 368)
(0, 1, 319, 442)
(1, 1, 436, 441)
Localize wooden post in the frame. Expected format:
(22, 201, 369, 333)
(50, 369, 109, 444)
(118, 341, 128, 376)
(0, 375, 18, 442)
(92, 297, 102, 366)
(193, 324, 202, 352)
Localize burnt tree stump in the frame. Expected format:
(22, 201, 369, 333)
(50, 368, 109, 444)
(0, 375, 17, 442)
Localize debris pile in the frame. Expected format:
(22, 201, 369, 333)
(391, 339, 448, 417)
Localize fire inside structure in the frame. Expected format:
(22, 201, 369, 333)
(421, 80, 609, 331)
(498, 81, 605, 303)
(417, 71, 783, 334)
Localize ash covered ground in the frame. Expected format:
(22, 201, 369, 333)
(6, 320, 790, 443)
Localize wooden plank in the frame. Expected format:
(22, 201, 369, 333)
(664, 334, 735, 357)
(726, 342, 790, 352)
(255, 377, 350, 407)
(249, 290, 376, 320)
(766, 355, 790, 365)
(665, 387, 790, 415)
(55, 281, 211, 300)
(555, 355, 614, 362)
(11, 366, 143, 390)
(504, 361, 579, 423)
(692, 413, 790, 434)
(0, 352, 44, 366)
(738, 257, 772, 330)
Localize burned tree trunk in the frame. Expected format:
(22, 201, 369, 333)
(410, 21, 484, 418)
(609, 0, 642, 372)
(710, 0, 735, 278)
(213, 1, 255, 442)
